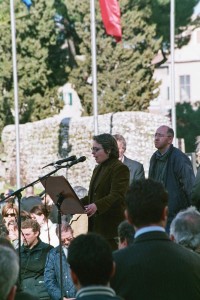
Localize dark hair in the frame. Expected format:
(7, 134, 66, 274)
(118, 220, 135, 245)
(126, 179, 168, 227)
(93, 133, 119, 159)
(30, 204, 50, 220)
(68, 233, 113, 286)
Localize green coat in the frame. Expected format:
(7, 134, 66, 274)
(82, 158, 130, 247)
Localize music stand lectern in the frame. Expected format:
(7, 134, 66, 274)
(40, 175, 86, 299)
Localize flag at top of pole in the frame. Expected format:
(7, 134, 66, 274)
(99, 0, 122, 42)
(21, 0, 32, 10)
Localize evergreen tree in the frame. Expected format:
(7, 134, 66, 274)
(176, 102, 200, 152)
(67, 0, 161, 115)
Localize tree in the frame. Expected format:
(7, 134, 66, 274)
(0, 0, 71, 134)
(150, 0, 199, 48)
(176, 102, 200, 152)
(66, 0, 161, 115)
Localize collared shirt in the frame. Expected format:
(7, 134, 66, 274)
(76, 285, 117, 298)
(134, 226, 165, 238)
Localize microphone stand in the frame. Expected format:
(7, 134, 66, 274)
(0, 162, 76, 286)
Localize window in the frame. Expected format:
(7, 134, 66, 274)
(179, 75, 190, 102)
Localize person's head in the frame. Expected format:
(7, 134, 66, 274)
(56, 222, 74, 248)
(91, 133, 119, 164)
(170, 206, 200, 252)
(20, 210, 31, 222)
(0, 245, 19, 300)
(30, 204, 49, 225)
(113, 134, 126, 160)
(154, 125, 174, 154)
(73, 186, 88, 198)
(21, 219, 40, 248)
(116, 220, 135, 249)
(4, 189, 14, 198)
(2, 204, 18, 227)
(25, 186, 35, 197)
(68, 233, 115, 288)
(125, 179, 168, 229)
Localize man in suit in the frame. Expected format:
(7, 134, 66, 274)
(110, 179, 200, 300)
(68, 232, 122, 300)
(113, 134, 145, 185)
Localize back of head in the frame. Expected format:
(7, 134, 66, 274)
(0, 245, 19, 300)
(68, 233, 113, 286)
(126, 179, 168, 227)
(118, 220, 135, 246)
(170, 206, 200, 251)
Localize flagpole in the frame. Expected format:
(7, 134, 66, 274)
(170, 0, 177, 146)
(10, 0, 21, 188)
(90, 0, 98, 135)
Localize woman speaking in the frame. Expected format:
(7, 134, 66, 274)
(82, 133, 130, 250)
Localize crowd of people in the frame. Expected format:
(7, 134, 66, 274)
(1, 126, 200, 300)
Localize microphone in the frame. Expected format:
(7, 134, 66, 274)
(67, 156, 86, 168)
(42, 155, 77, 168)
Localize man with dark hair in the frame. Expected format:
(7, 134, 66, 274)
(20, 219, 53, 299)
(44, 222, 76, 300)
(149, 125, 195, 232)
(170, 206, 200, 253)
(113, 134, 145, 185)
(111, 179, 200, 300)
(68, 233, 121, 300)
(116, 220, 135, 249)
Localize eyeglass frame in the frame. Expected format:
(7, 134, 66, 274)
(154, 133, 173, 138)
(91, 147, 104, 153)
(4, 213, 16, 217)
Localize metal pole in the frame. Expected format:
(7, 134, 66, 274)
(10, 0, 21, 188)
(90, 0, 98, 135)
(170, 0, 177, 146)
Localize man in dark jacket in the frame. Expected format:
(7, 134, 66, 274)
(149, 125, 195, 232)
(20, 219, 53, 299)
(111, 179, 200, 300)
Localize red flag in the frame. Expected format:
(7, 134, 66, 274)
(99, 0, 122, 42)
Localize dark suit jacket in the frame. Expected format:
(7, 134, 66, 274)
(111, 231, 200, 300)
(123, 156, 145, 185)
(82, 158, 129, 244)
(192, 167, 200, 210)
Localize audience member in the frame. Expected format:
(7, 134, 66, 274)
(111, 179, 200, 300)
(115, 220, 135, 249)
(149, 125, 195, 232)
(2, 203, 18, 228)
(44, 222, 76, 300)
(30, 204, 59, 247)
(41, 193, 58, 224)
(191, 167, 200, 210)
(70, 186, 88, 237)
(68, 232, 121, 300)
(170, 206, 200, 254)
(21, 186, 42, 212)
(20, 219, 53, 299)
(113, 134, 145, 184)
(82, 133, 129, 250)
(0, 245, 19, 300)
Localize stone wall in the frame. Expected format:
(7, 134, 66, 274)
(0, 111, 170, 190)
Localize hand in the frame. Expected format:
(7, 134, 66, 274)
(85, 203, 97, 217)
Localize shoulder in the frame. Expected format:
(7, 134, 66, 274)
(39, 240, 54, 251)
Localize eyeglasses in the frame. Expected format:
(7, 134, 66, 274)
(61, 237, 73, 243)
(154, 133, 172, 138)
(91, 147, 103, 152)
(4, 213, 16, 217)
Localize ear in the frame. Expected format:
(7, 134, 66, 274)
(110, 261, 116, 279)
(7, 285, 17, 300)
(124, 209, 133, 224)
(70, 269, 79, 286)
(161, 206, 168, 222)
(170, 234, 175, 242)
